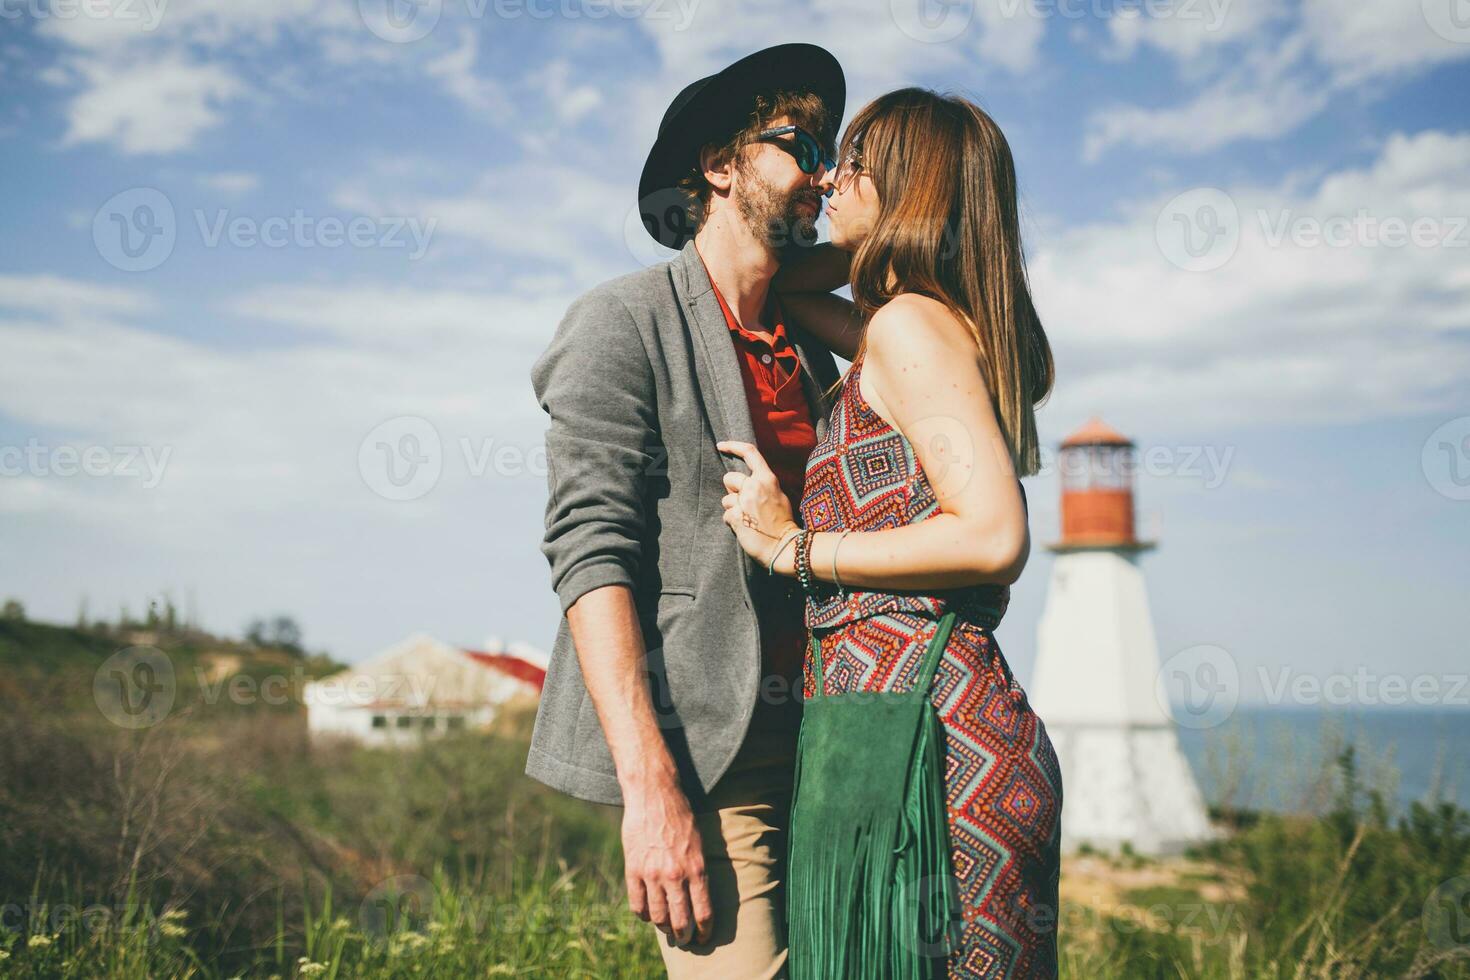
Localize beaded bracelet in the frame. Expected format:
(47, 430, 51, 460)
(794, 529, 815, 594)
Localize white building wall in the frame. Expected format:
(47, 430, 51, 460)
(1031, 550, 1217, 855)
(303, 634, 538, 747)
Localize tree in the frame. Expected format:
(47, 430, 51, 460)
(245, 615, 304, 653)
(1, 599, 24, 622)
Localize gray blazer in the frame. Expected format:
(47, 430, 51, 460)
(525, 239, 841, 807)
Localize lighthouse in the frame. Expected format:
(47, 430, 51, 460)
(1029, 417, 1216, 856)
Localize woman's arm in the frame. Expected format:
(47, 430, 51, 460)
(796, 295, 1027, 588)
(772, 243, 863, 362)
(719, 293, 1028, 590)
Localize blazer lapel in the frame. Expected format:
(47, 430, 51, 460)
(671, 240, 837, 458)
(671, 241, 758, 470)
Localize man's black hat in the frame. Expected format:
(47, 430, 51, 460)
(637, 43, 846, 251)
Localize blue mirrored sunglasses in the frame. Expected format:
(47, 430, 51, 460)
(755, 124, 836, 178)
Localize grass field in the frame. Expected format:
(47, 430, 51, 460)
(2, 617, 1469, 978)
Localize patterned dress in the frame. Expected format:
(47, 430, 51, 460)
(798, 357, 1063, 978)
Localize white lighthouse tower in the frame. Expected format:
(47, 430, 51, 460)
(1030, 418, 1216, 856)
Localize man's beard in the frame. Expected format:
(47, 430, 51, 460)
(735, 157, 823, 260)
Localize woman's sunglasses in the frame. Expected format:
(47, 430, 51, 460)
(755, 125, 836, 177)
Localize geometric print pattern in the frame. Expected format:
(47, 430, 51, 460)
(799, 357, 1018, 633)
(800, 616, 1064, 978)
(798, 363, 1063, 978)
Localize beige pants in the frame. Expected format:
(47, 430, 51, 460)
(654, 717, 798, 980)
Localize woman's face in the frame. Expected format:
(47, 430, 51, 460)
(819, 144, 879, 251)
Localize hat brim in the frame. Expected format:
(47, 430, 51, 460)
(637, 43, 846, 251)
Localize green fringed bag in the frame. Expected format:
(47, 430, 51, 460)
(787, 611, 960, 979)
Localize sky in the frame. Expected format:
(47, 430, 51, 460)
(0, 0, 1467, 712)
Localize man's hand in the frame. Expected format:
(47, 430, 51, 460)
(622, 780, 713, 946)
(563, 584, 715, 947)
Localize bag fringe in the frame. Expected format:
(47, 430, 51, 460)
(788, 711, 958, 979)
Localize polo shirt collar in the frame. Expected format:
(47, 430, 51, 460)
(694, 245, 792, 349)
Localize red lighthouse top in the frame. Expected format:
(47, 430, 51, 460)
(1047, 416, 1155, 553)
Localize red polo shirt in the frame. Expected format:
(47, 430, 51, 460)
(699, 251, 816, 725)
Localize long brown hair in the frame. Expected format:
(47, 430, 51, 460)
(837, 87, 1053, 477)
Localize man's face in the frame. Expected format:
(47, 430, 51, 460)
(731, 115, 828, 256)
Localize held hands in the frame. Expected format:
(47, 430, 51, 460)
(716, 441, 799, 570)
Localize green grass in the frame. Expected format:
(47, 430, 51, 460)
(2, 618, 1470, 978)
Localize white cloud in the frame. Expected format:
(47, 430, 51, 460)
(973, 0, 1048, 75)
(225, 283, 570, 350)
(1084, 34, 1330, 160)
(0, 269, 572, 655)
(1105, 0, 1279, 61)
(424, 26, 511, 121)
(34, 0, 355, 154)
(632, 0, 1049, 141)
(1084, 0, 1470, 159)
(34, 0, 329, 52)
(196, 171, 261, 194)
(329, 163, 636, 284)
(1301, 0, 1470, 85)
(56, 53, 243, 154)
(0, 274, 564, 519)
(0, 274, 156, 317)
(1030, 129, 1470, 431)
(530, 59, 603, 124)
(32, 0, 494, 155)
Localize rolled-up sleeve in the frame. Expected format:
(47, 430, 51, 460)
(531, 288, 658, 614)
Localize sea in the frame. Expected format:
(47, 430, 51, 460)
(1173, 706, 1470, 818)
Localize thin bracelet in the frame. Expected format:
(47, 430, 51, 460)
(831, 529, 853, 596)
(766, 528, 800, 575)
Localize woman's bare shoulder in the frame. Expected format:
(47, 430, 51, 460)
(866, 293, 978, 364)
